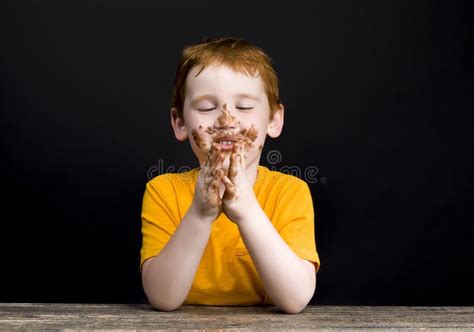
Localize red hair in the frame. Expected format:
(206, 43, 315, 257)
(171, 37, 282, 120)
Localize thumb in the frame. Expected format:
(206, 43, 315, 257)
(222, 175, 236, 200)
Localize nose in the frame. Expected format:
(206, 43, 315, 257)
(214, 104, 238, 129)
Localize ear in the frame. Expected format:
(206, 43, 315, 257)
(267, 103, 284, 138)
(170, 107, 188, 141)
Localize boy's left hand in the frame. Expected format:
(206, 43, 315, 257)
(221, 141, 259, 225)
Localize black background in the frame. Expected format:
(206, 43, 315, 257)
(1, 1, 473, 305)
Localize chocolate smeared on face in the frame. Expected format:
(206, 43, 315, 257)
(191, 126, 208, 150)
(194, 104, 260, 157)
(215, 104, 237, 129)
(208, 124, 258, 150)
(236, 124, 258, 149)
(205, 126, 216, 135)
(203, 104, 260, 150)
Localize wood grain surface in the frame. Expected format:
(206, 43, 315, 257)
(0, 303, 473, 331)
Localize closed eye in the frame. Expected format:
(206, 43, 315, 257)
(198, 107, 253, 112)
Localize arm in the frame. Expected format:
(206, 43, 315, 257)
(237, 205, 316, 314)
(220, 142, 317, 314)
(141, 203, 213, 311)
(141, 144, 226, 311)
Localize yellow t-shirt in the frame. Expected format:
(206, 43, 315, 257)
(140, 165, 321, 306)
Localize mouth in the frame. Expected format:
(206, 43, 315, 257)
(214, 136, 238, 151)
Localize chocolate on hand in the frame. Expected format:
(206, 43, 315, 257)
(222, 141, 245, 201)
(196, 142, 225, 210)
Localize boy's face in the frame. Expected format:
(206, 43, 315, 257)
(172, 64, 283, 172)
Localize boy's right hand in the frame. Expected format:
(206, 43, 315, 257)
(191, 143, 225, 222)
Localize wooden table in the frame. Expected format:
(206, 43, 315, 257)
(0, 303, 473, 330)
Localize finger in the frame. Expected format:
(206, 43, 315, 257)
(207, 164, 225, 207)
(197, 155, 214, 203)
(206, 150, 225, 206)
(222, 175, 233, 186)
(234, 142, 246, 183)
(223, 142, 241, 201)
(227, 141, 241, 183)
(234, 141, 246, 176)
(202, 143, 221, 184)
(222, 174, 236, 200)
(209, 150, 224, 179)
(205, 143, 219, 168)
(238, 142, 247, 174)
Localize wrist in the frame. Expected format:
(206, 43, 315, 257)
(236, 199, 261, 227)
(189, 201, 218, 224)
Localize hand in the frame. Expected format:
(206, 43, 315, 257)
(221, 141, 259, 225)
(191, 143, 226, 222)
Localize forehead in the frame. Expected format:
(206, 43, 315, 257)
(185, 64, 266, 98)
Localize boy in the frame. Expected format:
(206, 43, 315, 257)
(140, 37, 321, 314)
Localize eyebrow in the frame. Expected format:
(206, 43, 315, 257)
(190, 93, 260, 105)
(190, 94, 215, 105)
(235, 93, 260, 101)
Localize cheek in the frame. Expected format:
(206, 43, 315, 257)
(191, 127, 206, 150)
(249, 122, 266, 140)
(252, 124, 267, 153)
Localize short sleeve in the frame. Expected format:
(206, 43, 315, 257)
(139, 177, 178, 273)
(274, 178, 321, 274)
